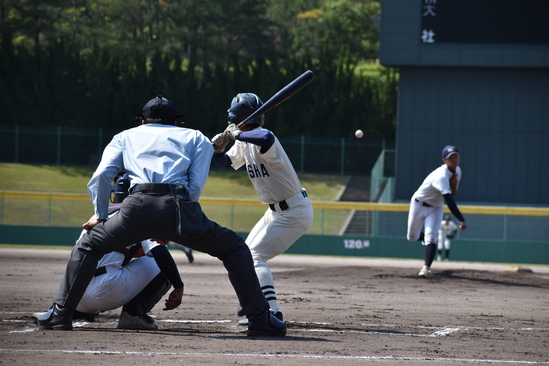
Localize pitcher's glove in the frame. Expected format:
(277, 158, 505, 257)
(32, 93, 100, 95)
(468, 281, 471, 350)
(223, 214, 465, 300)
(212, 131, 230, 153)
(225, 123, 242, 140)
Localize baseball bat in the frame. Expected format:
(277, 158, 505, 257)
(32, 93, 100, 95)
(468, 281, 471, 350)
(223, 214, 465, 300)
(238, 70, 315, 127)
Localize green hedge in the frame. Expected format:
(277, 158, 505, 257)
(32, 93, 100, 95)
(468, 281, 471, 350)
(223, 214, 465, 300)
(0, 41, 397, 140)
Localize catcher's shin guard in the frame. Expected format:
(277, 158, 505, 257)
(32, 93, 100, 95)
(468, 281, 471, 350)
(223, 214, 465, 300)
(123, 273, 171, 317)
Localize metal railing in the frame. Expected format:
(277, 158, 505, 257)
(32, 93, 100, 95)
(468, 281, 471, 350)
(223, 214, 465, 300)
(1, 191, 548, 242)
(0, 124, 394, 176)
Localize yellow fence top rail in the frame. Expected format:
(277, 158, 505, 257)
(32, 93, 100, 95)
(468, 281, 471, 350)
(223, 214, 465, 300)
(2, 191, 548, 217)
(0, 190, 90, 201)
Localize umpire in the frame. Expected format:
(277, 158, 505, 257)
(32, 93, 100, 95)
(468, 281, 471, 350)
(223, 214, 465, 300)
(38, 95, 286, 337)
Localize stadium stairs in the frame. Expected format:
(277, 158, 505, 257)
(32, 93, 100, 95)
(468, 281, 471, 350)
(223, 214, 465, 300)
(338, 176, 372, 236)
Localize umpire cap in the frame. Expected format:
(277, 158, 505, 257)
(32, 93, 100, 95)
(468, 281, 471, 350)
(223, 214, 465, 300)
(136, 95, 184, 125)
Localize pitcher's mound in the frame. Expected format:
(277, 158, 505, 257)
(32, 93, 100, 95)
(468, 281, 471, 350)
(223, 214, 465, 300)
(503, 266, 533, 273)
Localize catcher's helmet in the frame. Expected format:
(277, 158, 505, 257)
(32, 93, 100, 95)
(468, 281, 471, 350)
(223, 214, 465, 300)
(227, 93, 264, 127)
(135, 95, 184, 126)
(112, 173, 131, 203)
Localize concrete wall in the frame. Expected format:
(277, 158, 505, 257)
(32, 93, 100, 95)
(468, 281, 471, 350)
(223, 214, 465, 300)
(379, 0, 549, 68)
(379, 0, 549, 206)
(286, 234, 549, 266)
(394, 66, 549, 205)
(1, 225, 547, 265)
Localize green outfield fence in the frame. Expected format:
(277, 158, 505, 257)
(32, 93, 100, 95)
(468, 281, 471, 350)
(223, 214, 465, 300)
(1, 192, 548, 265)
(0, 124, 393, 176)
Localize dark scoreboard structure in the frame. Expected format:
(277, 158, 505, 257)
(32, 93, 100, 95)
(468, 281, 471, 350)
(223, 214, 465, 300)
(420, 0, 549, 45)
(379, 0, 549, 206)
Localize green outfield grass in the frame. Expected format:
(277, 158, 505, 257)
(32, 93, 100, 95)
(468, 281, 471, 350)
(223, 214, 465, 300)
(0, 163, 350, 234)
(0, 163, 345, 199)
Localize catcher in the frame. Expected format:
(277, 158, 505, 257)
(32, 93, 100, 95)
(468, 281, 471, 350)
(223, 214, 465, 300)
(437, 215, 458, 261)
(36, 174, 181, 330)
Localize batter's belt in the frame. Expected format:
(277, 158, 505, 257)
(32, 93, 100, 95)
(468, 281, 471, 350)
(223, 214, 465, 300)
(269, 191, 308, 212)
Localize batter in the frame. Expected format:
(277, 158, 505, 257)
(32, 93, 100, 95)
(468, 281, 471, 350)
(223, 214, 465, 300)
(212, 93, 314, 321)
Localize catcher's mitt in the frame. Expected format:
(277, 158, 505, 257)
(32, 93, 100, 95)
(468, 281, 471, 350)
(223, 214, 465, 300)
(133, 247, 145, 258)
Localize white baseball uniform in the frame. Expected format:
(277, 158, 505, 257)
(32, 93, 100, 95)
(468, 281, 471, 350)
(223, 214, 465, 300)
(226, 126, 313, 314)
(407, 164, 461, 245)
(75, 220, 162, 314)
(438, 220, 458, 251)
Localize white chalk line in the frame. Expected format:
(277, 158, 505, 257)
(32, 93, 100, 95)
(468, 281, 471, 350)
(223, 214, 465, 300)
(162, 319, 232, 323)
(3, 313, 549, 337)
(0, 348, 547, 364)
(360, 323, 549, 331)
(3, 315, 548, 364)
(289, 327, 460, 337)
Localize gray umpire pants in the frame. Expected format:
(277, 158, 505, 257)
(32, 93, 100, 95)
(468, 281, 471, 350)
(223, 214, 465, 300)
(54, 185, 269, 320)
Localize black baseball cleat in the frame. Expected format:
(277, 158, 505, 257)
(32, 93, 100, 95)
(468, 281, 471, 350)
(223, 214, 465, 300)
(273, 311, 283, 321)
(185, 250, 194, 263)
(247, 310, 287, 337)
(72, 310, 98, 322)
(236, 304, 245, 317)
(37, 303, 73, 330)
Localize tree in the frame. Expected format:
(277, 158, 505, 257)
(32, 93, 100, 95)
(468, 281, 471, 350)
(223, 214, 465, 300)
(0, 0, 74, 49)
(264, 0, 323, 58)
(318, 0, 380, 61)
(289, 0, 380, 62)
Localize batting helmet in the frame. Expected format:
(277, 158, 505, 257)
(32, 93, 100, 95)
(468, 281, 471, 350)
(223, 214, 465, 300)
(135, 95, 184, 126)
(227, 93, 264, 127)
(112, 173, 131, 203)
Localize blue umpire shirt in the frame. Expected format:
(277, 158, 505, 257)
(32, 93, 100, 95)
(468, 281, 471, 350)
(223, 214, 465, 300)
(87, 124, 214, 220)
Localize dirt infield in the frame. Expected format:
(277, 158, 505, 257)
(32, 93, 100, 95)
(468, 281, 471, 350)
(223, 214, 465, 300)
(1, 248, 548, 365)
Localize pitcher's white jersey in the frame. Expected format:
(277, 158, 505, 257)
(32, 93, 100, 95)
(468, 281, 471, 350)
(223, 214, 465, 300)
(413, 164, 462, 208)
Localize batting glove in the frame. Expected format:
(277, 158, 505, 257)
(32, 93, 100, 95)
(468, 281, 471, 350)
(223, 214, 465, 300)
(212, 132, 230, 153)
(225, 123, 242, 140)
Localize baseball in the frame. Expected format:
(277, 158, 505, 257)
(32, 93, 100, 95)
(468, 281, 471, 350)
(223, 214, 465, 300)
(355, 129, 364, 138)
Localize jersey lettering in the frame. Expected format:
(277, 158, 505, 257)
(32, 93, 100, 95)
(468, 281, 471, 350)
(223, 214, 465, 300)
(247, 163, 270, 178)
(260, 164, 270, 177)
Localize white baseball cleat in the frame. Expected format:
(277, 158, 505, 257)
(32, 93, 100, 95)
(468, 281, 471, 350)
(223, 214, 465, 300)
(418, 266, 431, 278)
